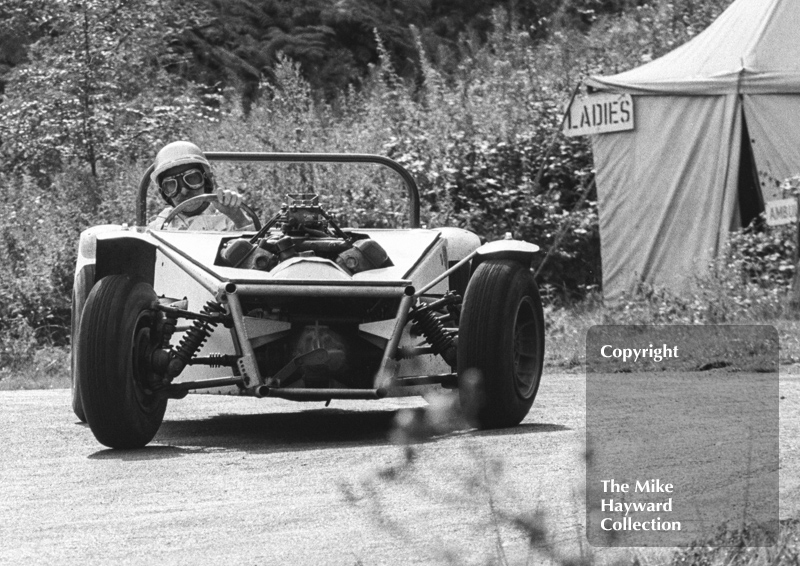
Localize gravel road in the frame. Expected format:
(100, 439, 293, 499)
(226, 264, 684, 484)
(2, 371, 798, 566)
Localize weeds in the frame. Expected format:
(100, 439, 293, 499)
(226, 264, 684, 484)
(669, 520, 799, 565)
(0, 343, 68, 390)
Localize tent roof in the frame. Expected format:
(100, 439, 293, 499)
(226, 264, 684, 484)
(586, 0, 800, 94)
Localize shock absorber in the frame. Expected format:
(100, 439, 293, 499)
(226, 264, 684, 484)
(167, 301, 225, 377)
(160, 311, 179, 349)
(410, 296, 459, 366)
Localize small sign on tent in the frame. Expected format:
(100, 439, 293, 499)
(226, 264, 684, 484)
(765, 198, 797, 227)
(563, 93, 634, 137)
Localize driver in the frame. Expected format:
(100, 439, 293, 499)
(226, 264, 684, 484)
(149, 141, 254, 231)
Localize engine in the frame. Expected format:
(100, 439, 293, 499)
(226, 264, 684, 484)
(215, 192, 392, 275)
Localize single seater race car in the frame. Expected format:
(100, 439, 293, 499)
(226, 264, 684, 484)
(71, 152, 545, 449)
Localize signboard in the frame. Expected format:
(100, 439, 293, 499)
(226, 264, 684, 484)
(765, 198, 797, 226)
(564, 93, 634, 137)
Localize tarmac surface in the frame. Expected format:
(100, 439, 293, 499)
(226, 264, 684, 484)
(1, 371, 798, 565)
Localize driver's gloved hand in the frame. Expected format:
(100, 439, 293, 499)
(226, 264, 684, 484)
(213, 187, 250, 228)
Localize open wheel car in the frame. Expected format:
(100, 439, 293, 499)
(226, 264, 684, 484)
(71, 152, 545, 449)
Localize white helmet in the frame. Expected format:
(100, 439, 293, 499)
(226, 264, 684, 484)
(151, 141, 213, 201)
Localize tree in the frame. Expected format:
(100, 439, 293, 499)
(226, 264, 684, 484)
(0, 0, 206, 180)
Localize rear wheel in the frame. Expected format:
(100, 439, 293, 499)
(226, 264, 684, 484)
(70, 264, 95, 423)
(70, 288, 86, 423)
(78, 274, 167, 448)
(457, 260, 545, 429)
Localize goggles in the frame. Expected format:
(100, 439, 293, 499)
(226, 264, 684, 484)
(160, 168, 206, 198)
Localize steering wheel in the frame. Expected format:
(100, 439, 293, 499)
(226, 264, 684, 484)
(159, 194, 262, 231)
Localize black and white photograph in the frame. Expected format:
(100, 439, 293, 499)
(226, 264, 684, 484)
(0, 0, 797, 564)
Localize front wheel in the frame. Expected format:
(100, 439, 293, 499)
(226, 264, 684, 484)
(78, 274, 167, 448)
(457, 260, 545, 429)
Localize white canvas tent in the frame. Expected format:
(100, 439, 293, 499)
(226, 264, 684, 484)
(584, 0, 800, 300)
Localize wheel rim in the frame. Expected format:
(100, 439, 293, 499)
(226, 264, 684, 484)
(512, 296, 540, 398)
(131, 310, 161, 413)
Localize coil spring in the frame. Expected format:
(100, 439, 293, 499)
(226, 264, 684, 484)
(411, 306, 455, 357)
(173, 301, 224, 365)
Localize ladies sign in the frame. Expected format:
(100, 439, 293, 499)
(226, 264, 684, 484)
(564, 93, 634, 137)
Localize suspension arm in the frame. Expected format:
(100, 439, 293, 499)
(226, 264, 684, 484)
(157, 303, 231, 326)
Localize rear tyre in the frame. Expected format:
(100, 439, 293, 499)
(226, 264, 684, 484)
(457, 260, 545, 429)
(70, 264, 95, 423)
(70, 288, 86, 423)
(78, 274, 167, 449)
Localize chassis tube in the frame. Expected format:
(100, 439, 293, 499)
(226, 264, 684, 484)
(226, 282, 410, 298)
(224, 291, 263, 389)
(394, 373, 457, 387)
(256, 387, 387, 401)
(160, 377, 245, 399)
(373, 287, 416, 389)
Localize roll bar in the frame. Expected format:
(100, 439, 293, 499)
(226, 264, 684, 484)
(136, 152, 421, 228)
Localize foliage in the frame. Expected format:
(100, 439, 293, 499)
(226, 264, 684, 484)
(136, 0, 651, 105)
(670, 520, 798, 565)
(0, 0, 207, 180)
(0, 170, 99, 354)
(0, 0, 53, 95)
(0, 345, 67, 390)
(580, 0, 732, 76)
(604, 232, 796, 326)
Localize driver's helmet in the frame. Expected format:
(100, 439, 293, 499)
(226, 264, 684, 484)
(151, 141, 213, 203)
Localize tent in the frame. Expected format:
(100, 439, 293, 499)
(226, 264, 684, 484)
(583, 0, 800, 300)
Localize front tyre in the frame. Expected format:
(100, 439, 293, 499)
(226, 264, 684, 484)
(458, 260, 545, 429)
(78, 274, 167, 448)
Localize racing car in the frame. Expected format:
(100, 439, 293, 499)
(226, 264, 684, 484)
(71, 152, 545, 449)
